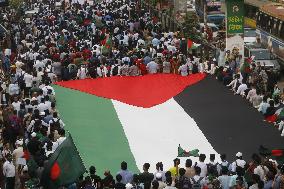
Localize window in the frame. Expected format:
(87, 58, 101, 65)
(269, 16, 274, 33)
(280, 21, 284, 41)
(244, 47, 249, 57)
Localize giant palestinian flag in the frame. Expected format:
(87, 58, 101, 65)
(54, 74, 284, 174)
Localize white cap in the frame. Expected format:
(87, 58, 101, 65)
(31, 132, 37, 138)
(23, 165, 28, 171)
(40, 112, 45, 116)
(236, 152, 242, 157)
(16, 140, 23, 146)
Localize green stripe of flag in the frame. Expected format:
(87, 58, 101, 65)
(53, 85, 139, 175)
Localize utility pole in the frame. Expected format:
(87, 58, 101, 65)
(204, 1, 207, 27)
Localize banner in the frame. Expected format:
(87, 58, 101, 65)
(0, 0, 9, 7)
(226, 0, 244, 34)
(226, 0, 244, 64)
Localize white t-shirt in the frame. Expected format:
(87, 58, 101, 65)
(196, 162, 207, 177)
(12, 101, 21, 112)
(147, 61, 159, 74)
(236, 84, 248, 95)
(38, 103, 48, 113)
(230, 159, 246, 173)
(178, 65, 189, 76)
(3, 161, 15, 178)
(24, 74, 33, 87)
(254, 165, 269, 181)
(34, 60, 45, 71)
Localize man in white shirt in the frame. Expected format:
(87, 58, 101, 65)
(53, 129, 66, 150)
(34, 58, 45, 71)
(235, 81, 248, 96)
(3, 154, 16, 189)
(178, 63, 189, 76)
(253, 157, 269, 181)
(38, 98, 48, 113)
(24, 72, 33, 97)
(147, 61, 159, 74)
(8, 82, 20, 96)
(196, 154, 207, 177)
(12, 140, 25, 169)
(12, 98, 21, 113)
(77, 65, 88, 79)
(41, 83, 55, 96)
(257, 96, 270, 114)
(230, 152, 246, 173)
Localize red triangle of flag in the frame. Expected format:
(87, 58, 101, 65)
(55, 73, 206, 108)
(187, 39, 193, 49)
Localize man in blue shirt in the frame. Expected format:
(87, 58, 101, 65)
(117, 161, 133, 184)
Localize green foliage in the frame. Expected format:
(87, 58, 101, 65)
(183, 11, 201, 41)
(9, 0, 24, 10)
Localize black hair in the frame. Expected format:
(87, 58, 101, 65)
(53, 112, 58, 118)
(143, 163, 150, 170)
(152, 180, 159, 189)
(185, 159, 192, 167)
(156, 162, 163, 171)
(252, 153, 261, 165)
(263, 96, 268, 102)
(121, 161, 127, 170)
(269, 100, 274, 107)
(85, 176, 92, 185)
(179, 168, 186, 176)
(221, 154, 226, 161)
(210, 154, 215, 161)
(89, 166, 96, 174)
(58, 129, 65, 136)
(173, 158, 180, 166)
(133, 174, 140, 183)
(165, 171, 172, 178)
(221, 166, 228, 175)
(116, 174, 122, 182)
(194, 166, 201, 175)
(166, 176, 172, 186)
(199, 154, 206, 162)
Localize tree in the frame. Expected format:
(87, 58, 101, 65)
(9, 0, 24, 10)
(183, 11, 201, 41)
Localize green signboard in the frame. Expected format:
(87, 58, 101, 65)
(226, 0, 244, 34)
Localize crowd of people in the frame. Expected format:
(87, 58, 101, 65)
(70, 152, 284, 189)
(214, 52, 284, 136)
(0, 0, 283, 188)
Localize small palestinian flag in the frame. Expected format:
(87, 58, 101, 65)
(105, 36, 112, 49)
(41, 134, 86, 189)
(240, 58, 252, 74)
(259, 145, 284, 164)
(178, 144, 199, 157)
(265, 114, 277, 123)
(187, 39, 193, 49)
